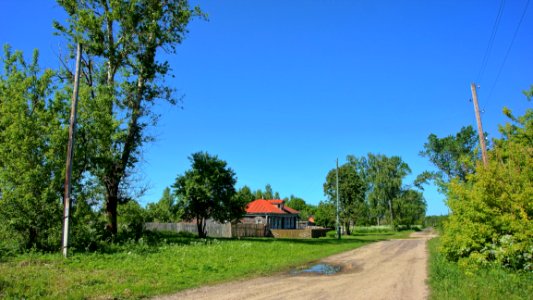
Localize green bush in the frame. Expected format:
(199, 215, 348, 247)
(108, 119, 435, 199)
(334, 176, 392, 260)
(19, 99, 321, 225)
(117, 201, 147, 242)
(441, 109, 533, 271)
(428, 237, 533, 299)
(326, 230, 337, 238)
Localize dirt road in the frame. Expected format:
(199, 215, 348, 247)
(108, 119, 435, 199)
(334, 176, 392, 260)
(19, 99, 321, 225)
(155, 229, 437, 300)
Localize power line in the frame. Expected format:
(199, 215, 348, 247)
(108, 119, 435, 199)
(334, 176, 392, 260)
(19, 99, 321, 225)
(476, 0, 506, 83)
(487, 0, 530, 102)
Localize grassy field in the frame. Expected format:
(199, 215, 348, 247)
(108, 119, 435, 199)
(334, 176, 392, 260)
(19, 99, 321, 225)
(0, 230, 411, 299)
(428, 237, 533, 300)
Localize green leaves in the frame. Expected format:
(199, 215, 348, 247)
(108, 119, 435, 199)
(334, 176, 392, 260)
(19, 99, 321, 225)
(173, 152, 240, 238)
(420, 125, 479, 184)
(0, 46, 65, 252)
(324, 154, 424, 228)
(53, 0, 204, 235)
(146, 187, 181, 223)
(441, 107, 533, 271)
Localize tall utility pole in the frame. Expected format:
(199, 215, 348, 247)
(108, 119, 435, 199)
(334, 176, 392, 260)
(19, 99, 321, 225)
(470, 83, 488, 166)
(336, 158, 341, 240)
(62, 43, 82, 258)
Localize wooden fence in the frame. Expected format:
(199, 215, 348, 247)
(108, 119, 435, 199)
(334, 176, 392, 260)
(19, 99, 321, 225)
(145, 222, 267, 238)
(270, 228, 330, 239)
(231, 223, 267, 238)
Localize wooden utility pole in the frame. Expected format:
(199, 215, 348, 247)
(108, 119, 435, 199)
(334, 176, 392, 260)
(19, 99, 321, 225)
(470, 83, 488, 166)
(336, 158, 341, 240)
(62, 43, 82, 258)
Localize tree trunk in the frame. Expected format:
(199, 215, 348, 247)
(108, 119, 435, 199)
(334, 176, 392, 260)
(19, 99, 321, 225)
(106, 194, 118, 237)
(104, 177, 120, 237)
(388, 199, 395, 230)
(197, 218, 207, 238)
(344, 221, 351, 235)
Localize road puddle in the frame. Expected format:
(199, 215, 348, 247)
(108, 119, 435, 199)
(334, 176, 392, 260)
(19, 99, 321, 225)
(291, 263, 341, 275)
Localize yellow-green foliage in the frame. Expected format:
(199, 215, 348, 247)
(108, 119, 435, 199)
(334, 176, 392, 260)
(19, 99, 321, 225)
(441, 109, 532, 271)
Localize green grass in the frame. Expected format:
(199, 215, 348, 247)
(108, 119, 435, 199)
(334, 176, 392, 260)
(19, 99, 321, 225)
(0, 231, 410, 299)
(428, 237, 533, 300)
(351, 225, 394, 233)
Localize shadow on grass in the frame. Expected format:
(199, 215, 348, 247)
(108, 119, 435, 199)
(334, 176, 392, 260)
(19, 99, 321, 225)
(62, 231, 403, 256)
(220, 232, 399, 246)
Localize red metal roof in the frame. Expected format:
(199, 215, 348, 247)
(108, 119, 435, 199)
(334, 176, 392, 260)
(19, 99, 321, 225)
(267, 199, 283, 205)
(246, 199, 299, 215)
(283, 206, 300, 214)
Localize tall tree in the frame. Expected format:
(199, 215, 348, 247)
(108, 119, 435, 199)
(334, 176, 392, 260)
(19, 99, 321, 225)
(54, 0, 203, 236)
(0, 47, 66, 251)
(419, 126, 479, 190)
(254, 189, 263, 200)
(323, 162, 365, 235)
(234, 186, 255, 205)
(365, 154, 411, 227)
(263, 184, 274, 199)
(314, 201, 336, 228)
(173, 152, 240, 238)
(285, 195, 314, 220)
(285, 195, 307, 211)
(146, 187, 180, 222)
(394, 189, 426, 226)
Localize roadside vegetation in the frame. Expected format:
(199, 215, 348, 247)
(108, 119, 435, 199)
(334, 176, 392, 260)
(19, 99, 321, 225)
(0, 230, 410, 299)
(421, 93, 532, 298)
(428, 237, 533, 300)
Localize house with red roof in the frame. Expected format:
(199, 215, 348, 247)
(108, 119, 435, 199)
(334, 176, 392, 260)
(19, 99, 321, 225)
(243, 199, 299, 229)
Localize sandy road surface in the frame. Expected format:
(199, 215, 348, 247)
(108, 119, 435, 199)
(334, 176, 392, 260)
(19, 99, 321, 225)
(155, 229, 438, 300)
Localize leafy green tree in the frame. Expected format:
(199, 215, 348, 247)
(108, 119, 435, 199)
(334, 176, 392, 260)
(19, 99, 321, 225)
(231, 186, 255, 223)
(234, 186, 255, 205)
(419, 126, 479, 189)
(394, 189, 426, 226)
(253, 184, 281, 200)
(442, 107, 532, 270)
(314, 201, 336, 228)
(254, 189, 263, 200)
(365, 154, 411, 227)
(424, 215, 448, 230)
(0, 46, 66, 252)
(323, 162, 365, 234)
(173, 152, 241, 238)
(117, 200, 146, 241)
(285, 195, 315, 220)
(54, 0, 203, 236)
(263, 184, 274, 199)
(146, 187, 181, 222)
(285, 195, 307, 211)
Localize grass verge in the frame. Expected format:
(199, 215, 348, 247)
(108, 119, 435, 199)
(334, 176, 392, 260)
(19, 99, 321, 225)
(0, 231, 410, 299)
(428, 237, 533, 300)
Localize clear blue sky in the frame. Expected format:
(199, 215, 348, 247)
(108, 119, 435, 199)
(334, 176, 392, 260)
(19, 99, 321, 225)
(1, 1, 531, 215)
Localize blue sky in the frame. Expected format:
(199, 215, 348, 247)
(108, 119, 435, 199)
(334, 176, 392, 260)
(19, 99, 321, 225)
(1, 1, 531, 215)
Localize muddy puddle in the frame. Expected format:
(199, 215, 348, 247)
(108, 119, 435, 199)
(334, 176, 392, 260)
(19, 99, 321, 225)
(291, 263, 341, 276)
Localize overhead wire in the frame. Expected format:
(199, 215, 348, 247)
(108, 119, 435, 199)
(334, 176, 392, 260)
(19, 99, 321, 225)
(487, 0, 530, 102)
(476, 0, 506, 83)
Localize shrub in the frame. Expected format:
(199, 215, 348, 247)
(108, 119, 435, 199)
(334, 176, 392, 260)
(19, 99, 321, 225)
(326, 230, 337, 238)
(441, 109, 533, 271)
(117, 201, 147, 242)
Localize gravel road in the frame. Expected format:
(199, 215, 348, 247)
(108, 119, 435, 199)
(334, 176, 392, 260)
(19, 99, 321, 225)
(155, 229, 437, 300)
